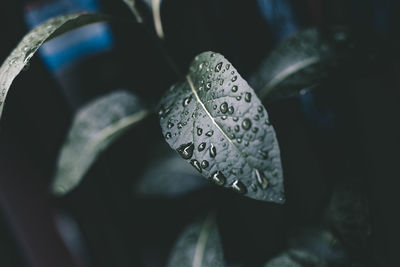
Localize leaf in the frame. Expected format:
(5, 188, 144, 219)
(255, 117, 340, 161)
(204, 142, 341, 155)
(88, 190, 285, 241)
(325, 182, 371, 251)
(134, 141, 209, 197)
(122, 0, 144, 23)
(167, 212, 225, 267)
(0, 12, 110, 119)
(159, 51, 284, 203)
(249, 28, 355, 102)
(52, 90, 149, 196)
(263, 249, 326, 267)
(264, 227, 347, 267)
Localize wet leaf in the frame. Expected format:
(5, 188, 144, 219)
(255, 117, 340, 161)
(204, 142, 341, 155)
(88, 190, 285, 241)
(250, 28, 355, 102)
(159, 51, 284, 203)
(0, 12, 110, 119)
(134, 141, 209, 197)
(167, 213, 225, 267)
(52, 90, 149, 196)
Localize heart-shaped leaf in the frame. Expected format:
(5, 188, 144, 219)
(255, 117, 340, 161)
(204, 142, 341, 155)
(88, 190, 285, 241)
(159, 51, 284, 203)
(134, 141, 209, 197)
(167, 213, 225, 267)
(0, 13, 110, 119)
(250, 28, 354, 102)
(52, 90, 149, 196)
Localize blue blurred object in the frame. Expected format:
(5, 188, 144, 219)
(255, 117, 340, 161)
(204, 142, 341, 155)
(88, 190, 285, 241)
(299, 90, 336, 132)
(23, 0, 113, 71)
(257, 0, 299, 43)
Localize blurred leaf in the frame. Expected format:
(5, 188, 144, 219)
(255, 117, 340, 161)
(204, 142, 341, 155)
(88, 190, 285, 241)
(159, 51, 284, 203)
(134, 141, 209, 197)
(325, 183, 371, 252)
(52, 90, 149, 196)
(122, 0, 144, 23)
(167, 212, 225, 267)
(250, 28, 355, 102)
(264, 249, 326, 267)
(0, 13, 110, 119)
(264, 227, 347, 266)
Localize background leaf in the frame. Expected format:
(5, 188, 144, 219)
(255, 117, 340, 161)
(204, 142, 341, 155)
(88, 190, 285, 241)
(134, 141, 209, 197)
(0, 12, 110, 119)
(159, 51, 284, 203)
(249, 27, 355, 102)
(167, 212, 225, 267)
(52, 90, 149, 195)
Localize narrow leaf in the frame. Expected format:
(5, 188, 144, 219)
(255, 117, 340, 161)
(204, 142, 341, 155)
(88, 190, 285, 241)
(159, 51, 284, 203)
(250, 28, 354, 102)
(122, 0, 144, 23)
(167, 213, 225, 267)
(135, 142, 209, 197)
(0, 13, 110, 119)
(52, 91, 149, 195)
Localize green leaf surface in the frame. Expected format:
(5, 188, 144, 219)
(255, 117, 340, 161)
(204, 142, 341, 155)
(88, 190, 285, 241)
(134, 141, 209, 197)
(159, 51, 284, 203)
(250, 28, 354, 102)
(52, 90, 149, 196)
(167, 213, 225, 267)
(0, 12, 110, 119)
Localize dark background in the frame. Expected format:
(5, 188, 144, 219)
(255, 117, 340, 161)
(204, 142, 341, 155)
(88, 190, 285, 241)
(0, 0, 399, 266)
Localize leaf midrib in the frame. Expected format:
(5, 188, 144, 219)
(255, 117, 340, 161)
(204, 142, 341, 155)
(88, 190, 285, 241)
(186, 75, 257, 173)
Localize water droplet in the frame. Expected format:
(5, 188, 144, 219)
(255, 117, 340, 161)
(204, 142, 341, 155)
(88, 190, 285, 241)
(225, 64, 230, 70)
(253, 114, 260, 121)
(213, 105, 217, 110)
(236, 96, 242, 101)
(220, 102, 228, 113)
(244, 92, 252, 102)
(230, 134, 235, 139)
(242, 118, 251, 130)
(265, 119, 271, 125)
(206, 130, 214, 137)
(219, 79, 224, 86)
(165, 132, 172, 139)
(252, 127, 259, 133)
(177, 122, 183, 129)
(190, 159, 202, 173)
(167, 122, 174, 129)
(244, 141, 249, 146)
(233, 117, 239, 122)
(198, 62, 204, 71)
(237, 138, 242, 143)
(198, 142, 206, 151)
(197, 128, 203, 136)
(257, 106, 263, 112)
(234, 125, 240, 132)
(201, 160, 209, 168)
(258, 149, 269, 159)
(206, 82, 211, 90)
(215, 62, 223, 72)
(255, 170, 268, 189)
(221, 115, 227, 120)
(231, 85, 238, 92)
(231, 76, 237, 82)
(210, 53, 216, 57)
(209, 144, 217, 157)
(231, 180, 247, 194)
(176, 143, 194, 159)
(228, 106, 234, 114)
(227, 127, 231, 132)
(183, 96, 192, 107)
(211, 171, 226, 186)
